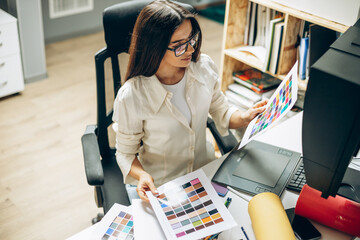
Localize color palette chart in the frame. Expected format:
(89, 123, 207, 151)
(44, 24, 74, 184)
(239, 61, 298, 149)
(249, 75, 293, 139)
(147, 169, 237, 240)
(92, 204, 134, 240)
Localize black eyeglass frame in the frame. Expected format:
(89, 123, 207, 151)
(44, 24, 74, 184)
(167, 31, 199, 57)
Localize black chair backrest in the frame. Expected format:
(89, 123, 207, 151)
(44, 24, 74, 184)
(96, 1, 195, 158)
(103, 0, 153, 53)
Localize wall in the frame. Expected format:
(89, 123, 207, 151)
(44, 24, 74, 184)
(1, 0, 47, 83)
(41, 0, 126, 44)
(178, 0, 225, 9)
(41, 0, 225, 44)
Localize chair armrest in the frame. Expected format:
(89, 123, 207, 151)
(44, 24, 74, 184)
(81, 125, 104, 186)
(207, 117, 238, 155)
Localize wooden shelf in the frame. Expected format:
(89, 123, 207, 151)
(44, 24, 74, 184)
(250, 0, 349, 33)
(219, 0, 350, 93)
(224, 48, 263, 70)
(224, 47, 287, 79)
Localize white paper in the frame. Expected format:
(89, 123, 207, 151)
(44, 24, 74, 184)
(91, 203, 134, 240)
(236, 46, 266, 63)
(146, 169, 237, 240)
(239, 61, 298, 149)
(132, 199, 167, 240)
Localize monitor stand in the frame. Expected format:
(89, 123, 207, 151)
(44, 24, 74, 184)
(337, 167, 360, 203)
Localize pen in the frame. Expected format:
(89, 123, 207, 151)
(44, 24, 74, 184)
(227, 186, 250, 202)
(224, 197, 232, 208)
(208, 234, 218, 240)
(241, 226, 250, 240)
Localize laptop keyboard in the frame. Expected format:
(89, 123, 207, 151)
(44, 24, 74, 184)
(286, 159, 306, 192)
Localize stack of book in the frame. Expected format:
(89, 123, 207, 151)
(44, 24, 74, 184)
(225, 68, 281, 110)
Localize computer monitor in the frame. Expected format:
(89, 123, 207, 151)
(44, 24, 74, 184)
(302, 18, 360, 201)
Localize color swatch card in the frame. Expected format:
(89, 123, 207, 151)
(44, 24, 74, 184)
(146, 169, 237, 240)
(91, 203, 134, 240)
(132, 199, 167, 239)
(239, 61, 298, 149)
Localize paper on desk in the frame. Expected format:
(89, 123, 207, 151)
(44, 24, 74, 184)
(91, 203, 134, 240)
(146, 169, 237, 240)
(238, 61, 298, 149)
(132, 199, 166, 240)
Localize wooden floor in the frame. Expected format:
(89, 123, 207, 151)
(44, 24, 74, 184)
(0, 16, 224, 240)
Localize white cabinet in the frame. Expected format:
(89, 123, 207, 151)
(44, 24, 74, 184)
(0, 9, 24, 98)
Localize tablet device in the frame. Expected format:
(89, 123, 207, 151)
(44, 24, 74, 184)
(212, 140, 301, 196)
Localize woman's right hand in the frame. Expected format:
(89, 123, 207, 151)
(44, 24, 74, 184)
(136, 172, 159, 202)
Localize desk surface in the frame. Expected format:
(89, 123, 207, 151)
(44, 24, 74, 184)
(203, 111, 356, 240)
(67, 112, 359, 240)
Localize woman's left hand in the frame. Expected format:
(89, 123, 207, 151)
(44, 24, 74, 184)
(229, 99, 268, 129)
(241, 99, 268, 125)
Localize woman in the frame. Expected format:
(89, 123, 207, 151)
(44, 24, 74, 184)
(112, 0, 267, 202)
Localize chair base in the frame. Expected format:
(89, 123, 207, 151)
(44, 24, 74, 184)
(92, 212, 104, 224)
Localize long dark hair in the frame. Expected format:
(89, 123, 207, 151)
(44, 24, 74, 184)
(125, 0, 202, 81)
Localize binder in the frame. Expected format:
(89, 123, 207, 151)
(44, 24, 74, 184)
(269, 22, 284, 74)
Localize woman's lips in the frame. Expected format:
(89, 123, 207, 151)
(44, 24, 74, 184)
(182, 56, 192, 61)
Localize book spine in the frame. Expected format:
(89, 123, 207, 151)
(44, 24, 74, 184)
(299, 37, 309, 80)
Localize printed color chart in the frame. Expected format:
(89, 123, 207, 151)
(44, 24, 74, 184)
(147, 169, 237, 240)
(239, 62, 298, 149)
(101, 211, 134, 240)
(249, 75, 293, 139)
(92, 204, 134, 240)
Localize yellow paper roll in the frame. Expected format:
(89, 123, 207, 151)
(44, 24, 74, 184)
(248, 192, 295, 240)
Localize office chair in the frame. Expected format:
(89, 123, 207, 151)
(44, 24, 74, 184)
(81, 0, 238, 223)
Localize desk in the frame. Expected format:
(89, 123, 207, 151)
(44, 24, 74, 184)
(67, 112, 359, 240)
(202, 111, 356, 240)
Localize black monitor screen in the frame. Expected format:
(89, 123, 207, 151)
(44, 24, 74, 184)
(302, 20, 360, 200)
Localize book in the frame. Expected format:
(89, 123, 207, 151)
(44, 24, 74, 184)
(227, 83, 262, 103)
(263, 17, 284, 71)
(225, 90, 253, 109)
(248, 3, 258, 46)
(226, 83, 275, 112)
(299, 37, 309, 80)
(244, 2, 253, 45)
(269, 22, 284, 74)
(254, 5, 267, 47)
(233, 69, 282, 94)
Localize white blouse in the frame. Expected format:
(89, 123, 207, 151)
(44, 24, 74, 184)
(112, 54, 238, 186)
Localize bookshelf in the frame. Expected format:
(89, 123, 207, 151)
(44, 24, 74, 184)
(219, 0, 350, 92)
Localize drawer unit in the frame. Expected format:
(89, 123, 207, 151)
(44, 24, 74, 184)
(0, 54, 22, 77)
(0, 9, 24, 98)
(0, 70, 24, 98)
(0, 20, 20, 57)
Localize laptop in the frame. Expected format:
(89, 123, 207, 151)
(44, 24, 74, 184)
(212, 140, 302, 196)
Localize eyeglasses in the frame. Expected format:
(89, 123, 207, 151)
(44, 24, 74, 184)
(167, 32, 199, 57)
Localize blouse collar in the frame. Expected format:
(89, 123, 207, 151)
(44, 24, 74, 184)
(141, 61, 206, 114)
